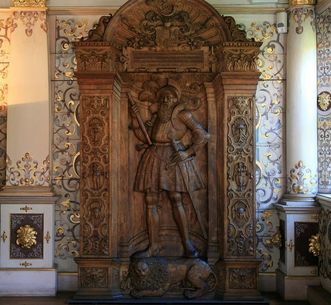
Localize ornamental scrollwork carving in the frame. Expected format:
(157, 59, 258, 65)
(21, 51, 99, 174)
(75, 47, 114, 73)
(222, 45, 260, 72)
(228, 268, 256, 289)
(85, 15, 112, 42)
(121, 7, 220, 50)
(224, 16, 252, 42)
(80, 267, 108, 288)
(80, 96, 109, 256)
(226, 96, 254, 257)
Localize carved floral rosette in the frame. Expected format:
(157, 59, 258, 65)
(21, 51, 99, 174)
(226, 96, 255, 257)
(80, 96, 110, 256)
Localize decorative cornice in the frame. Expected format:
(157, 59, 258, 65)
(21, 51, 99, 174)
(47, 6, 288, 16)
(289, 0, 315, 7)
(12, 0, 46, 8)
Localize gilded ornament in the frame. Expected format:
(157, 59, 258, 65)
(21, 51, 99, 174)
(308, 233, 320, 257)
(266, 231, 282, 248)
(318, 91, 331, 111)
(44, 231, 51, 243)
(288, 161, 317, 194)
(20, 261, 32, 268)
(16, 225, 37, 249)
(12, 0, 46, 8)
(1, 231, 7, 243)
(286, 239, 294, 251)
(20, 205, 32, 213)
(290, 0, 316, 6)
(291, 7, 315, 35)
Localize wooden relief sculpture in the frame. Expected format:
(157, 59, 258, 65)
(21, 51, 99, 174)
(128, 84, 209, 259)
(73, 0, 262, 302)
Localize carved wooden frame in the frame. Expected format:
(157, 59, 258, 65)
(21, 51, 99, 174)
(74, 0, 262, 300)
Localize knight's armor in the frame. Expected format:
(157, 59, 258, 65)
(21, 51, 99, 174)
(134, 106, 209, 193)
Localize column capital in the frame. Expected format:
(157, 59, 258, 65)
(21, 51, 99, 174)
(289, 0, 316, 7)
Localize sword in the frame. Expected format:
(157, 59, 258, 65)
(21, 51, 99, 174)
(171, 139, 208, 239)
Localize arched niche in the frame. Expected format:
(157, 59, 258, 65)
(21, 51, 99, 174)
(73, 0, 263, 302)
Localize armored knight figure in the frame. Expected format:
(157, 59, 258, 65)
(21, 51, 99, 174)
(130, 85, 209, 258)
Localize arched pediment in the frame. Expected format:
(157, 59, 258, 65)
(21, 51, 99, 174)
(86, 0, 251, 48)
(76, 0, 261, 74)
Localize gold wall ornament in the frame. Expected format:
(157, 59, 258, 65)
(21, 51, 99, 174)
(308, 233, 320, 257)
(286, 240, 294, 251)
(6, 153, 50, 186)
(12, 11, 47, 37)
(20, 261, 32, 268)
(44, 231, 51, 243)
(1, 231, 7, 243)
(20, 205, 32, 213)
(291, 6, 315, 34)
(12, 0, 46, 7)
(288, 161, 317, 194)
(266, 231, 282, 248)
(318, 91, 331, 112)
(16, 225, 37, 249)
(290, 0, 316, 6)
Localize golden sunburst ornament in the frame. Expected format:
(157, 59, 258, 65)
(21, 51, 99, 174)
(16, 225, 37, 249)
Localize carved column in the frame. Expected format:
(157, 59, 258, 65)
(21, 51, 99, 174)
(0, 0, 57, 296)
(275, 0, 320, 300)
(216, 42, 262, 299)
(74, 42, 121, 297)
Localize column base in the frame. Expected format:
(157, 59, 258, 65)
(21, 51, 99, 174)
(276, 269, 320, 300)
(215, 259, 262, 300)
(0, 268, 57, 296)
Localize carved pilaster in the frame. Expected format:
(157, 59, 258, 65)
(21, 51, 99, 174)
(80, 96, 110, 256)
(226, 96, 255, 257)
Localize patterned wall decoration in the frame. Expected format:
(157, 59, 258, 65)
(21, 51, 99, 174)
(12, 11, 47, 37)
(51, 16, 100, 271)
(51, 16, 285, 273)
(0, 14, 14, 187)
(6, 153, 49, 186)
(240, 20, 285, 273)
(317, 8, 331, 193)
